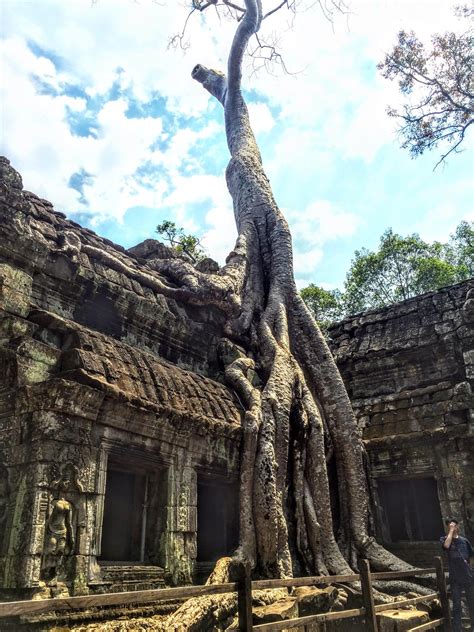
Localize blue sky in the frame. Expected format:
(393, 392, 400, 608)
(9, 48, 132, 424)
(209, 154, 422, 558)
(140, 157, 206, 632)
(1, 0, 472, 289)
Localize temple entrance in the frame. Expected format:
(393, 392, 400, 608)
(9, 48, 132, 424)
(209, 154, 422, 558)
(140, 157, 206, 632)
(196, 478, 239, 568)
(100, 466, 148, 562)
(378, 477, 444, 541)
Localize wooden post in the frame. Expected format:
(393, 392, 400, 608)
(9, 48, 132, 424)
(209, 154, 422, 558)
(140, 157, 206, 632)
(237, 560, 253, 631)
(434, 556, 452, 632)
(359, 558, 378, 632)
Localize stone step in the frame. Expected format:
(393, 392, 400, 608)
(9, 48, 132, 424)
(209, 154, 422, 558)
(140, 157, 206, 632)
(96, 564, 165, 592)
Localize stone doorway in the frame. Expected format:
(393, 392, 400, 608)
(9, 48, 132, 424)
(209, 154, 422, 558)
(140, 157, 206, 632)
(196, 478, 239, 577)
(378, 477, 444, 542)
(100, 466, 148, 562)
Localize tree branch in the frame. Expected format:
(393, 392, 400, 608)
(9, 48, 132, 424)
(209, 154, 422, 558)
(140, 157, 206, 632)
(227, 0, 262, 99)
(432, 121, 472, 170)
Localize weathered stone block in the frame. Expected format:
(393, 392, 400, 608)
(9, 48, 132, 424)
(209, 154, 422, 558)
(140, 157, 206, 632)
(166, 504, 197, 532)
(376, 608, 429, 631)
(253, 598, 298, 625)
(294, 585, 338, 616)
(463, 350, 474, 379)
(0, 314, 36, 341)
(0, 264, 32, 317)
(15, 339, 61, 385)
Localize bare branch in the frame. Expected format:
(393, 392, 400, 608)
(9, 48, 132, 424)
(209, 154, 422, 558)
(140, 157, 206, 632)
(433, 120, 473, 170)
(168, 6, 196, 50)
(172, 0, 349, 75)
(262, 1, 289, 21)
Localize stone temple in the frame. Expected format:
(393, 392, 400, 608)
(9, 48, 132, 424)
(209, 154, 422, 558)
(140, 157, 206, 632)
(0, 156, 472, 601)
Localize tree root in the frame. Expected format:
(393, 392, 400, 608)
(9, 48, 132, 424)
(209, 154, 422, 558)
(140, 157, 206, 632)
(372, 581, 435, 596)
(56, 229, 250, 317)
(160, 558, 287, 631)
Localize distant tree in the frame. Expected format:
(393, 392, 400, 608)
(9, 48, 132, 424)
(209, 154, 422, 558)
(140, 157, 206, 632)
(301, 222, 473, 319)
(343, 226, 472, 314)
(447, 219, 474, 277)
(156, 219, 206, 263)
(300, 284, 345, 331)
(379, 5, 474, 167)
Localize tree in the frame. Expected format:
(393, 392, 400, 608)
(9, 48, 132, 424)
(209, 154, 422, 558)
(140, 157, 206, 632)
(300, 284, 345, 332)
(379, 6, 474, 167)
(161, 0, 410, 584)
(156, 220, 206, 263)
(84, 3, 421, 626)
(447, 219, 474, 277)
(343, 226, 472, 315)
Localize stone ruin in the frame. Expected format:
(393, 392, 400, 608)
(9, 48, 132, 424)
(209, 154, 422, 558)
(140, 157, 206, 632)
(328, 273, 474, 567)
(0, 156, 472, 602)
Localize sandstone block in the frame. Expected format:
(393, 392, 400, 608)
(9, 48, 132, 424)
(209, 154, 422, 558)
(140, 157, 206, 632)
(0, 264, 32, 317)
(377, 608, 429, 631)
(166, 504, 197, 532)
(294, 585, 338, 616)
(253, 597, 298, 625)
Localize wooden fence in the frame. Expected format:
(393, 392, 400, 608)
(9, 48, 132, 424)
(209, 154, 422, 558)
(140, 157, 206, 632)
(0, 557, 452, 631)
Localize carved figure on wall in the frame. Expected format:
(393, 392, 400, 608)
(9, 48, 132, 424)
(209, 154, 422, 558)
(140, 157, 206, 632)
(41, 462, 81, 583)
(50, 462, 84, 493)
(42, 496, 75, 583)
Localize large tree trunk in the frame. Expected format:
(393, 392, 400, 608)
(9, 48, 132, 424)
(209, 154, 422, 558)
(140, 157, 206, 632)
(78, 2, 416, 626)
(186, 0, 411, 580)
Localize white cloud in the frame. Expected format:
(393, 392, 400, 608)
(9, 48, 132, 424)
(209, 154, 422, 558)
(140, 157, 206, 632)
(151, 121, 222, 176)
(161, 172, 236, 264)
(413, 203, 474, 244)
(2, 0, 231, 115)
(285, 200, 360, 278)
(202, 202, 237, 265)
(247, 102, 275, 135)
(1, 34, 230, 224)
(288, 200, 360, 243)
(293, 248, 324, 279)
(1, 0, 472, 281)
(1, 37, 166, 221)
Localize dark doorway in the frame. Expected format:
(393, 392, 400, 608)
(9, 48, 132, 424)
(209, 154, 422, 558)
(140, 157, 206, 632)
(197, 479, 239, 564)
(378, 477, 444, 541)
(100, 467, 146, 561)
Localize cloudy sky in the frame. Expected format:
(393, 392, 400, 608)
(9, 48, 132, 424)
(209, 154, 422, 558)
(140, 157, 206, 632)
(1, 0, 473, 289)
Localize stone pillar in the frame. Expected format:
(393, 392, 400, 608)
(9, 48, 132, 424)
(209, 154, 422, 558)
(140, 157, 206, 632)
(0, 407, 99, 597)
(2, 462, 42, 591)
(162, 460, 197, 585)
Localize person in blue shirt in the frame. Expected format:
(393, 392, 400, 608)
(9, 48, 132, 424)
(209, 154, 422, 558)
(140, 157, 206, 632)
(440, 518, 474, 632)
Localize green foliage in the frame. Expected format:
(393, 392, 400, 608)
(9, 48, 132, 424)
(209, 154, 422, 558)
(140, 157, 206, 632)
(343, 227, 471, 314)
(301, 222, 473, 322)
(378, 5, 473, 167)
(447, 219, 474, 277)
(300, 285, 345, 332)
(156, 220, 206, 263)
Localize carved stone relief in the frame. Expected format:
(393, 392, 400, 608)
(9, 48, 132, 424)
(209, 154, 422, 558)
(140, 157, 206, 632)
(40, 463, 84, 585)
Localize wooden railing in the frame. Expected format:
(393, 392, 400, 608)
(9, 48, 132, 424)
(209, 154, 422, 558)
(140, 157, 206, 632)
(0, 557, 452, 631)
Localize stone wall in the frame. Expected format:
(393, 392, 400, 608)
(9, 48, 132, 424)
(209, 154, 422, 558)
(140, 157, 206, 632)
(329, 280, 474, 564)
(0, 157, 243, 598)
(1, 153, 472, 599)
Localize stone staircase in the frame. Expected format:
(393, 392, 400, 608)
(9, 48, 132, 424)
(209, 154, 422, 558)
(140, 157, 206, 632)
(96, 563, 166, 593)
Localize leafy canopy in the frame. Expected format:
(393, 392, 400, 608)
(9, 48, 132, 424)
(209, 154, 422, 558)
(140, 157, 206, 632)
(156, 220, 206, 263)
(343, 228, 468, 314)
(379, 5, 473, 168)
(301, 221, 473, 324)
(299, 285, 345, 333)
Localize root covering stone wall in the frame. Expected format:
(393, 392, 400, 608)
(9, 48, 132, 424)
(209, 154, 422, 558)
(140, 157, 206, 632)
(1, 153, 472, 600)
